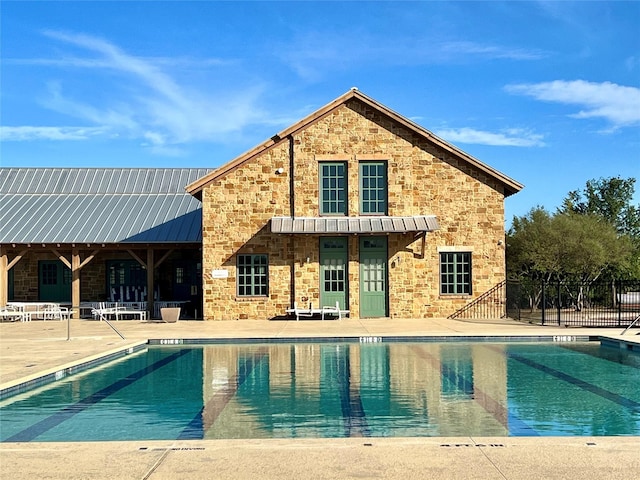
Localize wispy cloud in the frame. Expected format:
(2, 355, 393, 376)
(505, 80, 640, 129)
(625, 56, 640, 71)
(0, 126, 109, 141)
(434, 127, 545, 147)
(278, 31, 546, 80)
(438, 41, 545, 61)
(3, 31, 268, 154)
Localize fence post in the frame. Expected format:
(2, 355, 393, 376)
(557, 280, 562, 326)
(541, 279, 546, 325)
(617, 280, 622, 327)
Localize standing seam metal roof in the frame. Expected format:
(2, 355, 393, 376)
(270, 216, 439, 234)
(0, 168, 212, 244)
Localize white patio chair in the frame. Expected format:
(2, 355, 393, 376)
(293, 302, 314, 321)
(0, 305, 30, 322)
(321, 301, 342, 320)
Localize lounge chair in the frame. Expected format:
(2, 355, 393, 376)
(285, 302, 319, 320)
(321, 301, 342, 320)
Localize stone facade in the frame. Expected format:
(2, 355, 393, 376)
(8, 249, 201, 317)
(9, 251, 107, 302)
(199, 95, 518, 321)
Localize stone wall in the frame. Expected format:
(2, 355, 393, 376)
(8, 249, 201, 305)
(9, 251, 117, 302)
(201, 98, 506, 320)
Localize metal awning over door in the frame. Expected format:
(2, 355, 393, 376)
(270, 215, 439, 235)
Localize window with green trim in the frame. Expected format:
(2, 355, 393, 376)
(440, 252, 472, 295)
(237, 254, 269, 297)
(320, 162, 347, 215)
(359, 162, 387, 214)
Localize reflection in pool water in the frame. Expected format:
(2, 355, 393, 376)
(1, 342, 638, 441)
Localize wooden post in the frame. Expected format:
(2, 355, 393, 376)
(72, 248, 81, 319)
(147, 248, 155, 318)
(1, 248, 27, 307)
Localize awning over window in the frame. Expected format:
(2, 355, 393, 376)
(270, 216, 439, 234)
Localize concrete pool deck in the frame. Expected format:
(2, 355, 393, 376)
(1, 317, 639, 479)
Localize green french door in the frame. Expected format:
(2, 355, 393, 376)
(319, 237, 348, 310)
(39, 260, 71, 302)
(359, 237, 388, 317)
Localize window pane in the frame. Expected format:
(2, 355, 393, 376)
(320, 162, 347, 215)
(237, 254, 268, 297)
(440, 252, 471, 295)
(360, 161, 387, 215)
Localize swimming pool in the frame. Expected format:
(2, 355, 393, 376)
(1, 341, 638, 441)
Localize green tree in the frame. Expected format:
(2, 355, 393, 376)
(509, 209, 631, 283)
(507, 207, 632, 309)
(559, 176, 640, 278)
(560, 176, 639, 235)
(507, 207, 556, 309)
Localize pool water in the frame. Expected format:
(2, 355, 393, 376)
(1, 342, 638, 441)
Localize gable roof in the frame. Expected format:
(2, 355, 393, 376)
(186, 88, 523, 198)
(0, 168, 212, 244)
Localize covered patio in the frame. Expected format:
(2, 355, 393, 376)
(0, 168, 211, 319)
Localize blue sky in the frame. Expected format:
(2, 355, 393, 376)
(1, 1, 639, 224)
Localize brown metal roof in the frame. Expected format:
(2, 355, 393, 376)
(270, 216, 439, 234)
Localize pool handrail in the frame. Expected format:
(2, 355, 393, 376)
(620, 312, 640, 335)
(91, 305, 126, 339)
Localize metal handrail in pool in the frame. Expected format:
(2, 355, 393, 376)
(92, 308, 126, 340)
(621, 312, 640, 335)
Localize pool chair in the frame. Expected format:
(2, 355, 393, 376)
(285, 302, 318, 320)
(321, 301, 342, 320)
(0, 305, 30, 322)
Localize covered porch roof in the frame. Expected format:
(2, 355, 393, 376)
(270, 215, 439, 235)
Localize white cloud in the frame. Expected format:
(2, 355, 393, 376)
(505, 80, 640, 128)
(0, 126, 108, 141)
(6, 31, 269, 154)
(434, 127, 545, 147)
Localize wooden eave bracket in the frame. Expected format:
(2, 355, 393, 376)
(413, 232, 427, 259)
(7, 250, 28, 270)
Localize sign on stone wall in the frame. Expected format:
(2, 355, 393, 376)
(211, 269, 229, 279)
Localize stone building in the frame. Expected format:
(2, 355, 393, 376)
(187, 89, 522, 320)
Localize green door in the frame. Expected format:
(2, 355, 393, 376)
(39, 260, 71, 302)
(359, 237, 388, 317)
(319, 237, 348, 310)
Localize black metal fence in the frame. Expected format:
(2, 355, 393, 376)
(507, 279, 640, 327)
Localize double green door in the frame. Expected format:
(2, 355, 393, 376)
(319, 236, 388, 317)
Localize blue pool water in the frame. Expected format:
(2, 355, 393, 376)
(1, 341, 638, 442)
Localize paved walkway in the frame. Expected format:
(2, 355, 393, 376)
(1, 317, 638, 479)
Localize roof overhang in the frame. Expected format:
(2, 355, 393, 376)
(270, 216, 439, 235)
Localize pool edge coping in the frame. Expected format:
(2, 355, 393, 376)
(0, 340, 148, 400)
